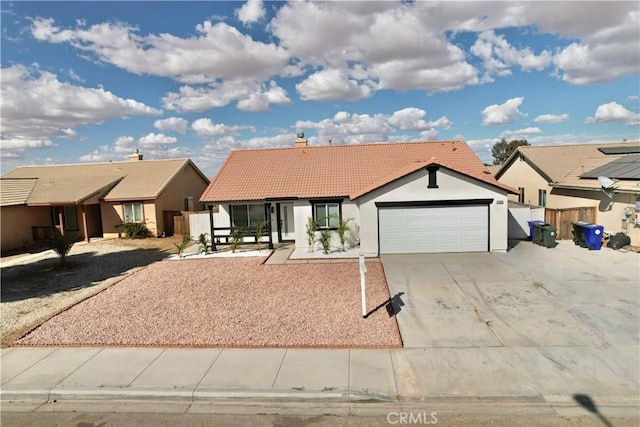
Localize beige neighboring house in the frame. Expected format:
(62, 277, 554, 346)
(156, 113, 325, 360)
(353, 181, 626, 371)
(201, 136, 517, 255)
(494, 142, 640, 245)
(0, 151, 210, 253)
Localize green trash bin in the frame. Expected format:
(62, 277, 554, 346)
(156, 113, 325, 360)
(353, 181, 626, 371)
(532, 222, 545, 245)
(540, 225, 558, 248)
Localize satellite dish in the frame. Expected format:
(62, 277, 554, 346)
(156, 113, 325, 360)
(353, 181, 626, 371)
(598, 176, 617, 198)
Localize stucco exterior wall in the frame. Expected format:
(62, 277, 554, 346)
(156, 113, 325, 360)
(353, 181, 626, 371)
(153, 163, 209, 234)
(100, 200, 156, 237)
(497, 157, 550, 205)
(292, 200, 360, 252)
(1, 205, 51, 252)
(357, 168, 509, 256)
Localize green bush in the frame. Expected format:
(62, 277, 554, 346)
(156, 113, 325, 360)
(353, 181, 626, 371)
(50, 229, 76, 266)
(230, 227, 245, 253)
(319, 229, 332, 255)
(175, 234, 192, 258)
(197, 233, 209, 253)
(122, 222, 150, 239)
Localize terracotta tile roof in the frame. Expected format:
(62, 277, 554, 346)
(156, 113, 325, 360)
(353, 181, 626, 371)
(0, 178, 37, 206)
(496, 141, 640, 183)
(1, 159, 208, 205)
(200, 141, 517, 202)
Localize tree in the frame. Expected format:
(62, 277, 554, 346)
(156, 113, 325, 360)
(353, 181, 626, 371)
(491, 139, 529, 165)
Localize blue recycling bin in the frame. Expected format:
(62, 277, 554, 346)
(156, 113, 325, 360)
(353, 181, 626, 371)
(527, 220, 545, 241)
(582, 224, 604, 250)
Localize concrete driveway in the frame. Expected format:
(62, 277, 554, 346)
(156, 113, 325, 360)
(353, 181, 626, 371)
(381, 240, 639, 402)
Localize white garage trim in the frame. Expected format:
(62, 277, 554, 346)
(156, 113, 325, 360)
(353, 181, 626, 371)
(377, 199, 492, 254)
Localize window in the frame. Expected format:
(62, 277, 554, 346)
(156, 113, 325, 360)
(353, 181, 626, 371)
(124, 203, 143, 222)
(518, 187, 525, 204)
(51, 206, 79, 230)
(313, 202, 340, 229)
(231, 204, 266, 228)
(538, 189, 547, 207)
(427, 166, 439, 189)
(183, 197, 193, 211)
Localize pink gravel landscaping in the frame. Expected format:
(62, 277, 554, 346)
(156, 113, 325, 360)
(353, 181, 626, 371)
(17, 257, 402, 348)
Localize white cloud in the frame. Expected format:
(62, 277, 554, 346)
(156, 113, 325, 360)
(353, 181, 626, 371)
(154, 117, 189, 134)
(627, 95, 639, 103)
(30, 18, 289, 84)
(138, 133, 178, 146)
(471, 30, 552, 79)
(236, 81, 291, 111)
(534, 114, 569, 124)
(236, 0, 265, 26)
(0, 64, 160, 155)
(482, 97, 526, 126)
(388, 108, 452, 131)
(163, 80, 290, 113)
(296, 69, 373, 102)
(271, 1, 479, 96)
(296, 112, 391, 144)
(586, 102, 640, 126)
(500, 127, 543, 138)
(191, 118, 252, 137)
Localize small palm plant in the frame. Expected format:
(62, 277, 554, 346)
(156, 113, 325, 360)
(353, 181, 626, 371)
(50, 229, 76, 266)
(319, 229, 332, 255)
(174, 233, 192, 258)
(335, 216, 352, 252)
(197, 233, 209, 254)
(306, 217, 318, 253)
(230, 227, 244, 253)
(253, 221, 267, 250)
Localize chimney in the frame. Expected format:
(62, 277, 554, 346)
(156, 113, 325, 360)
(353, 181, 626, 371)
(129, 148, 143, 161)
(294, 132, 308, 148)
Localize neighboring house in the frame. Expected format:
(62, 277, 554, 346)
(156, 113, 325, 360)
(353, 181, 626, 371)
(200, 136, 518, 255)
(1, 151, 210, 252)
(494, 142, 640, 245)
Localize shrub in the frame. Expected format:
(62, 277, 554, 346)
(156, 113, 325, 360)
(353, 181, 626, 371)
(122, 222, 150, 239)
(253, 221, 267, 250)
(175, 234, 192, 258)
(306, 217, 318, 252)
(335, 217, 352, 252)
(50, 229, 76, 266)
(319, 229, 332, 255)
(230, 227, 244, 253)
(197, 233, 209, 254)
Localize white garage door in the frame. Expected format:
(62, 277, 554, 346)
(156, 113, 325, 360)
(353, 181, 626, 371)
(379, 205, 488, 254)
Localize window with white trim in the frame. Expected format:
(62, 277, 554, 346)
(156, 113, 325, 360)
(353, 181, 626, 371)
(313, 202, 340, 229)
(123, 203, 143, 223)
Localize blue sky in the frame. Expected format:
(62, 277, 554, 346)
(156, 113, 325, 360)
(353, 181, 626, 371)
(2, 1, 639, 176)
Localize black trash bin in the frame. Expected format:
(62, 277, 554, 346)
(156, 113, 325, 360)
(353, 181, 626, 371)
(571, 221, 589, 247)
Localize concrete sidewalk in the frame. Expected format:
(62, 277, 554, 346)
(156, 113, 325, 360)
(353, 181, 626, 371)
(2, 345, 638, 417)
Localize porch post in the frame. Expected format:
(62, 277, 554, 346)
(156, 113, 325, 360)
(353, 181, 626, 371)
(81, 205, 90, 242)
(57, 209, 64, 236)
(209, 204, 217, 252)
(265, 203, 273, 249)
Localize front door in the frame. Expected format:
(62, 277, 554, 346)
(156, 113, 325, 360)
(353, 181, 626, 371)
(279, 203, 295, 241)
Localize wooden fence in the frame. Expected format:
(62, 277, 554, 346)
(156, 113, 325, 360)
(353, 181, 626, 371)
(545, 207, 596, 239)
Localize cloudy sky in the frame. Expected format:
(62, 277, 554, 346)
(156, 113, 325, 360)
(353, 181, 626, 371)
(1, 1, 639, 176)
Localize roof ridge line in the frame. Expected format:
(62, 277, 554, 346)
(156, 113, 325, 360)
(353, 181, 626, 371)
(229, 140, 467, 153)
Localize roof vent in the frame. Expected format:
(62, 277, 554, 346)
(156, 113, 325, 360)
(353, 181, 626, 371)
(294, 132, 308, 148)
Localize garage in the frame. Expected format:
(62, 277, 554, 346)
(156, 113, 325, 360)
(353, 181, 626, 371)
(378, 201, 490, 254)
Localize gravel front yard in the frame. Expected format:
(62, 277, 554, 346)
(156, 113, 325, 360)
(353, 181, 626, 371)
(1, 238, 179, 347)
(18, 257, 402, 348)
